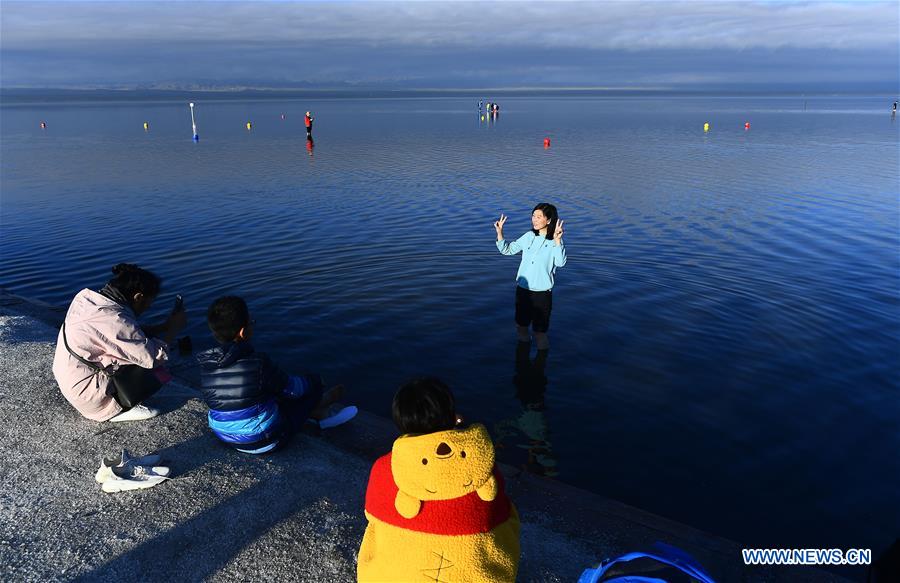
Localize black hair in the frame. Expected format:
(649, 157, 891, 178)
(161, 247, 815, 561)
(207, 296, 250, 344)
(531, 202, 559, 241)
(107, 263, 161, 300)
(392, 377, 458, 435)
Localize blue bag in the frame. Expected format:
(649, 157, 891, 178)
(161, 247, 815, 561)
(578, 542, 717, 583)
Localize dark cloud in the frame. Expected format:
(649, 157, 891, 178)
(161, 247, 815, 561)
(1, 1, 897, 90)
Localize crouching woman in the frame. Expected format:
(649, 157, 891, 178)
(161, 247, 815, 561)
(53, 263, 186, 423)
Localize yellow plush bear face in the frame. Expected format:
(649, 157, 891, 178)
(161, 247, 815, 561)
(392, 424, 496, 503)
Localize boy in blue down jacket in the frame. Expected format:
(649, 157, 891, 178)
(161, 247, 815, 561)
(196, 296, 350, 454)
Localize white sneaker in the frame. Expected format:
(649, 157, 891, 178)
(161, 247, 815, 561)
(96, 463, 171, 483)
(95, 450, 167, 483)
(109, 404, 159, 423)
(101, 466, 170, 493)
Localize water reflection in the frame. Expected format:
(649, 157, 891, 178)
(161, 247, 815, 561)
(494, 341, 557, 477)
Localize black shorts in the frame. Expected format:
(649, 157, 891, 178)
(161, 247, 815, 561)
(515, 286, 553, 333)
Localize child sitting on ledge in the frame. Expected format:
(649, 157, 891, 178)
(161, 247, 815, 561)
(197, 295, 355, 454)
(357, 377, 520, 582)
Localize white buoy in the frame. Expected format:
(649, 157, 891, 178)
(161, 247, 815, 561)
(189, 102, 199, 141)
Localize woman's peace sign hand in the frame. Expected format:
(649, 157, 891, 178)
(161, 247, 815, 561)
(553, 219, 564, 244)
(494, 214, 508, 239)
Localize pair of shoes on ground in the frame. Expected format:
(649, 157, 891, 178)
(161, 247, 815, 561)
(96, 449, 170, 493)
(309, 404, 358, 430)
(109, 404, 159, 423)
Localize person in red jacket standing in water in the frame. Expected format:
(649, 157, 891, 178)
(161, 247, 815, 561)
(304, 111, 314, 139)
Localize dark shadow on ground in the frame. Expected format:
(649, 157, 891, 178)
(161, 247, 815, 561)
(74, 432, 366, 581)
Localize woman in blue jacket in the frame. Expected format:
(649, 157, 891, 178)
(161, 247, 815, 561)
(495, 203, 566, 349)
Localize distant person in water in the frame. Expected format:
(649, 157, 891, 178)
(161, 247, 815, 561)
(893, 101, 897, 114)
(494, 203, 566, 350)
(53, 263, 187, 422)
(304, 111, 314, 138)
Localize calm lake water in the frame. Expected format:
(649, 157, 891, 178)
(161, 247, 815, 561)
(2, 94, 898, 556)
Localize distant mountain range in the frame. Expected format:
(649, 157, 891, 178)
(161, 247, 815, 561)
(1, 82, 894, 103)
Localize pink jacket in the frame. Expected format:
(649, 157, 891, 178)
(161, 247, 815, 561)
(52, 288, 169, 421)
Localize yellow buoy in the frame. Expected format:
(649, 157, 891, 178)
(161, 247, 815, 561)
(480, 115, 485, 122)
(246, 122, 252, 130)
(703, 122, 710, 132)
(143, 122, 149, 131)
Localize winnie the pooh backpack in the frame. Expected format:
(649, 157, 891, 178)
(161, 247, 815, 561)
(357, 423, 520, 582)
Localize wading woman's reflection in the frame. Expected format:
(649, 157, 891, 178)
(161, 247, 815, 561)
(494, 342, 558, 477)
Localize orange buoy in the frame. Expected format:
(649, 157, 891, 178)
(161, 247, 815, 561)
(543, 137, 551, 148)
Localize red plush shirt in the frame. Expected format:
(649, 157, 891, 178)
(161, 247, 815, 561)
(364, 453, 512, 535)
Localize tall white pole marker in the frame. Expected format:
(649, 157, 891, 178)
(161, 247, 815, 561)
(189, 102, 199, 141)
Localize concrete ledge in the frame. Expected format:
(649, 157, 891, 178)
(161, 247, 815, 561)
(0, 289, 852, 582)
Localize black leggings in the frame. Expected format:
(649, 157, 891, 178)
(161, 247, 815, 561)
(515, 286, 553, 333)
(108, 365, 163, 410)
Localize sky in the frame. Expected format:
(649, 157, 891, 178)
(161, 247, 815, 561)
(1, 0, 898, 92)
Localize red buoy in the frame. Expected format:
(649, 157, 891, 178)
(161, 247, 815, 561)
(543, 137, 551, 148)
(744, 122, 751, 130)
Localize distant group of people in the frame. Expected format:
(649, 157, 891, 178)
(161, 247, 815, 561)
(51, 203, 566, 581)
(479, 100, 501, 115)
